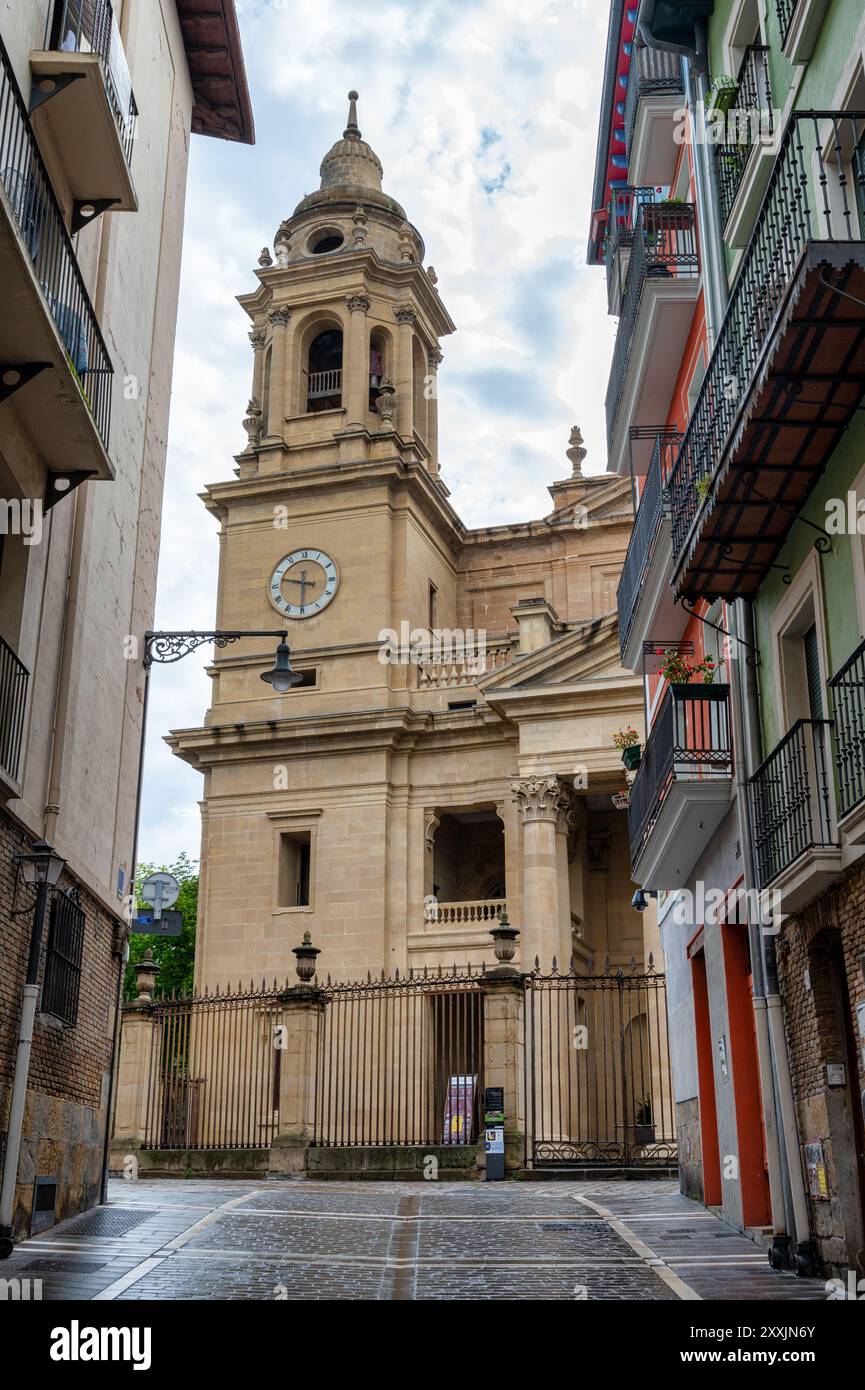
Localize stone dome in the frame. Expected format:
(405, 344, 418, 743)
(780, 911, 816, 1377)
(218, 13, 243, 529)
(291, 92, 407, 220)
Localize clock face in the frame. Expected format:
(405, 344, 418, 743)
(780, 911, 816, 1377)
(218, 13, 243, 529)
(269, 548, 339, 619)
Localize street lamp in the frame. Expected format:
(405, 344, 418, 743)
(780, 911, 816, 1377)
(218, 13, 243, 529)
(0, 840, 67, 1257)
(261, 641, 303, 693)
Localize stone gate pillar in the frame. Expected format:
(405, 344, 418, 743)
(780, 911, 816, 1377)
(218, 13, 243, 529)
(111, 952, 160, 1168)
(270, 935, 325, 1175)
(481, 960, 525, 1175)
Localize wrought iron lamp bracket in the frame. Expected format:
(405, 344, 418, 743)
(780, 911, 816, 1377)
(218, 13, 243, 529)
(678, 597, 761, 668)
(143, 630, 287, 668)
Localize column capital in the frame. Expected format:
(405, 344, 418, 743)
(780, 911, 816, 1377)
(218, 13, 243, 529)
(429, 345, 444, 368)
(248, 328, 267, 350)
(511, 775, 567, 824)
(394, 304, 417, 325)
(267, 305, 292, 327)
(555, 800, 575, 837)
(345, 293, 371, 314)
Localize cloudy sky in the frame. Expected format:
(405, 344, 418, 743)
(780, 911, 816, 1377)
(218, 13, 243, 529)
(138, 0, 615, 868)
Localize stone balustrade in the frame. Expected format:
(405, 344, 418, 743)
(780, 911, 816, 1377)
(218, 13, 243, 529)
(425, 899, 506, 925)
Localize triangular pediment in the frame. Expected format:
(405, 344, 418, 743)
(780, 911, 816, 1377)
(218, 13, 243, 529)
(479, 612, 631, 693)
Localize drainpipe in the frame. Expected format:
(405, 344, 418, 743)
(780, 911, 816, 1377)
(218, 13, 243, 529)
(736, 599, 819, 1276)
(690, 26, 729, 339)
(729, 602, 789, 1267)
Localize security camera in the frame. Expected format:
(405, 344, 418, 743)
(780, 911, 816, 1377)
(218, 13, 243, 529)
(631, 888, 649, 912)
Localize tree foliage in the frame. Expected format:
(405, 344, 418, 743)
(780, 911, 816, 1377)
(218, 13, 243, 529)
(123, 852, 198, 1000)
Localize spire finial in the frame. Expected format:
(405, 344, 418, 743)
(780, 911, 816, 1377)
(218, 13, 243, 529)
(344, 90, 360, 140)
(566, 424, 586, 478)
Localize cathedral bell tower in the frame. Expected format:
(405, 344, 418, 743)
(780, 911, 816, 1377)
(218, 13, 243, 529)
(237, 92, 455, 477)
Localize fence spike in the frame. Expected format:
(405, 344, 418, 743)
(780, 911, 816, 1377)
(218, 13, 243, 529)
(534, 955, 540, 973)
(437, 963, 443, 978)
(648, 951, 654, 970)
(551, 954, 558, 975)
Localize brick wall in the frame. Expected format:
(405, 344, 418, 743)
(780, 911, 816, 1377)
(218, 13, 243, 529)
(776, 865, 865, 1275)
(0, 805, 122, 1240)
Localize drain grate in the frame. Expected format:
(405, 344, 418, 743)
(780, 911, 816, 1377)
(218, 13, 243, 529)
(16, 1259, 107, 1275)
(538, 1221, 607, 1233)
(64, 1206, 158, 1238)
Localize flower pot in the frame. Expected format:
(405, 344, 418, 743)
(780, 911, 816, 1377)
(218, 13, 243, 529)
(634, 1124, 656, 1145)
(622, 745, 641, 771)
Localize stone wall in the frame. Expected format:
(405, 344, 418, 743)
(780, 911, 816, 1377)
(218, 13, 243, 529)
(776, 864, 865, 1275)
(0, 807, 120, 1240)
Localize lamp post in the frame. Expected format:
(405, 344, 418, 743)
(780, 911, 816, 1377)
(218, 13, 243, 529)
(0, 840, 67, 1257)
(98, 629, 303, 1203)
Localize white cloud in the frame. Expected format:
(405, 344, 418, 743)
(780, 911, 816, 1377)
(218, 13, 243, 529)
(139, 0, 615, 865)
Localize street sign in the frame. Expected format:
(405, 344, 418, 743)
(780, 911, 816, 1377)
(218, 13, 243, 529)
(130, 909, 183, 937)
(140, 871, 180, 916)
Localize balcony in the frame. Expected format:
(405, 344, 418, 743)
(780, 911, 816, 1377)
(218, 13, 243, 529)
(408, 898, 507, 957)
(306, 368, 342, 410)
(605, 201, 699, 476)
(0, 636, 29, 799)
(668, 112, 865, 605)
(750, 719, 841, 912)
(712, 45, 775, 246)
(617, 431, 683, 668)
(829, 637, 865, 842)
(415, 637, 514, 690)
(604, 185, 656, 316)
(29, 0, 137, 218)
(776, 0, 831, 64)
(0, 35, 113, 479)
(624, 42, 684, 188)
(629, 683, 733, 889)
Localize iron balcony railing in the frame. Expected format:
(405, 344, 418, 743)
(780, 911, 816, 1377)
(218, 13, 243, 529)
(776, 0, 800, 47)
(605, 201, 699, 449)
(604, 184, 656, 300)
(616, 431, 682, 654)
(307, 368, 342, 399)
(628, 683, 732, 866)
(829, 636, 865, 819)
(47, 0, 137, 163)
(0, 635, 29, 784)
(0, 35, 113, 445)
(668, 111, 865, 576)
(750, 719, 837, 889)
(713, 45, 773, 226)
(624, 42, 683, 160)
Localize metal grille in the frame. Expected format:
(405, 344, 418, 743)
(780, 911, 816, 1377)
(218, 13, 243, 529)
(616, 432, 682, 652)
(64, 1206, 157, 1238)
(775, 0, 800, 47)
(629, 683, 733, 867)
(144, 985, 285, 1150)
(41, 890, 85, 1026)
(713, 45, 773, 226)
(750, 718, 837, 888)
(0, 634, 29, 784)
(48, 0, 137, 161)
(0, 33, 113, 444)
(313, 967, 484, 1147)
(829, 636, 865, 818)
(524, 964, 676, 1168)
(668, 112, 865, 575)
(606, 202, 699, 448)
(624, 42, 683, 159)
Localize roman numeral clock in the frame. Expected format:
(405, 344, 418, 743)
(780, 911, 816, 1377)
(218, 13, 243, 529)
(269, 548, 339, 618)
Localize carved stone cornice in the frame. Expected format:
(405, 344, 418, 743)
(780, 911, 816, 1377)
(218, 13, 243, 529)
(345, 293, 371, 314)
(267, 306, 292, 328)
(512, 776, 566, 824)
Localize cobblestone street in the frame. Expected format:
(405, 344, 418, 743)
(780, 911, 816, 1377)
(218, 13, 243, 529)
(2, 1179, 831, 1301)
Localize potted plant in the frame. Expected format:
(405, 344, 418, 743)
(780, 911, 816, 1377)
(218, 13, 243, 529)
(658, 649, 717, 685)
(695, 475, 712, 505)
(634, 1098, 655, 1146)
(704, 74, 738, 118)
(613, 726, 641, 771)
(611, 789, 631, 810)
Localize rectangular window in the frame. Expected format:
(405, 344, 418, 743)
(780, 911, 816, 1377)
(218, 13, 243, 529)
(41, 891, 85, 1025)
(429, 582, 438, 629)
(278, 831, 312, 908)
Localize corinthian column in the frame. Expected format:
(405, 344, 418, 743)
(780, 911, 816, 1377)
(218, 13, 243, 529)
(555, 799, 574, 972)
(393, 305, 416, 439)
(512, 776, 566, 971)
(344, 293, 370, 427)
(265, 306, 291, 441)
(427, 345, 442, 473)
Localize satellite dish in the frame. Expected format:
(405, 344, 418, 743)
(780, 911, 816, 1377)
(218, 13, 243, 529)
(140, 871, 180, 915)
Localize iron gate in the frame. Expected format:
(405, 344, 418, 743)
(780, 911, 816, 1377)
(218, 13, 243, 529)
(524, 962, 676, 1168)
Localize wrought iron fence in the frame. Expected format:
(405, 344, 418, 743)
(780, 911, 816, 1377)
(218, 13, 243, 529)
(713, 45, 774, 225)
(47, 0, 137, 162)
(624, 42, 683, 160)
(606, 201, 699, 448)
(0, 635, 29, 784)
(143, 983, 286, 1150)
(616, 431, 681, 653)
(313, 965, 484, 1147)
(0, 34, 113, 445)
(41, 889, 85, 1025)
(775, 0, 800, 47)
(524, 961, 676, 1168)
(829, 637, 865, 819)
(668, 112, 865, 575)
(750, 719, 837, 888)
(629, 683, 732, 867)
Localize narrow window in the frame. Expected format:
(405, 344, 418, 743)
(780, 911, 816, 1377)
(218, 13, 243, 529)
(429, 581, 438, 629)
(41, 891, 85, 1025)
(278, 831, 312, 908)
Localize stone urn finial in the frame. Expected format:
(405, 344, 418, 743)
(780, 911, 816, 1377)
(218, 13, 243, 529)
(293, 931, 320, 982)
(134, 948, 160, 1002)
(242, 397, 262, 449)
(258, 246, 273, 267)
(566, 425, 587, 478)
(375, 377, 397, 429)
(490, 910, 519, 964)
